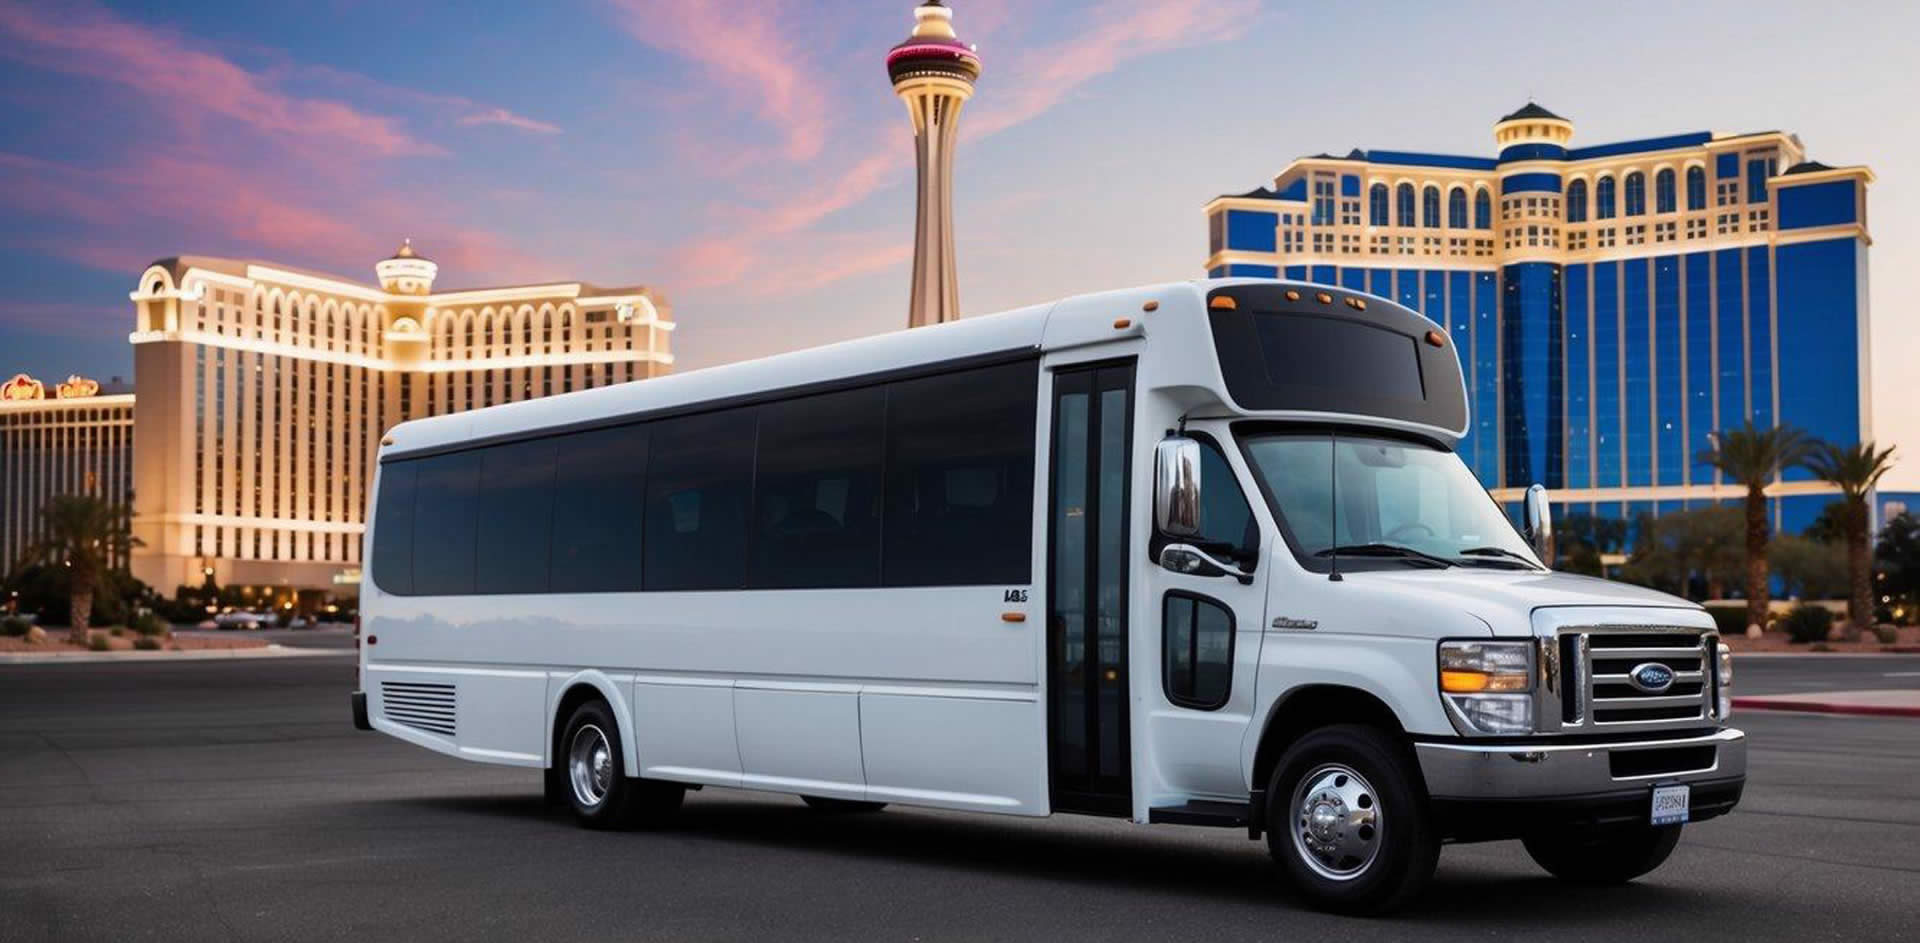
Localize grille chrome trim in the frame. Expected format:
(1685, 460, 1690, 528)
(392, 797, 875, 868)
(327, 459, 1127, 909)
(1532, 613, 1717, 734)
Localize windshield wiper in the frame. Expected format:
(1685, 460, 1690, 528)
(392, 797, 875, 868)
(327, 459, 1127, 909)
(1456, 546, 1543, 570)
(1313, 543, 1455, 568)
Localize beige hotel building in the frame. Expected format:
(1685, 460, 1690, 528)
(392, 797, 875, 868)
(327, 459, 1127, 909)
(3, 243, 672, 602)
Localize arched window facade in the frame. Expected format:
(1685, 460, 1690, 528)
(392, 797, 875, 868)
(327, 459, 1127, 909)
(1686, 166, 1707, 211)
(1655, 169, 1676, 214)
(1396, 183, 1416, 227)
(1447, 187, 1468, 228)
(1566, 179, 1588, 223)
(1422, 185, 1441, 228)
(1596, 176, 1617, 219)
(1473, 189, 1491, 229)
(1369, 183, 1389, 226)
(1624, 171, 1646, 216)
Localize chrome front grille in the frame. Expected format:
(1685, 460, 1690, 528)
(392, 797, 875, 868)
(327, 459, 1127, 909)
(1547, 626, 1717, 731)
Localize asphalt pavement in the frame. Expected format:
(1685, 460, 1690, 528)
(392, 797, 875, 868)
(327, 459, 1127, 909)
(1, 654, 1914, 942)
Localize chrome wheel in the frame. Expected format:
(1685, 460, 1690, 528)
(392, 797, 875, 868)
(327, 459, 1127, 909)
(1289, 763, 1382, 881)
(568, 723, 614, 808)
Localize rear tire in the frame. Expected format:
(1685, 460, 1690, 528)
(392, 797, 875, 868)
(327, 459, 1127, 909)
(557, 700, 684, 830)
(800, 796, 887, 813)
(1523, 824, 1682, 884)
(1265, 724, 1438, 915)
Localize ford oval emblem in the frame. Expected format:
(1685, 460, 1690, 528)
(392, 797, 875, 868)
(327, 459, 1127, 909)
(1629, 662, 1676, 694)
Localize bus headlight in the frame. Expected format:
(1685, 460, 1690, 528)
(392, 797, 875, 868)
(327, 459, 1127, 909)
(1439, 641, 1534, 734)
(1717, 641, 1733, 718)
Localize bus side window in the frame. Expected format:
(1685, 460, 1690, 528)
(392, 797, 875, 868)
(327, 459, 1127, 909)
(882, 361, 1037, 587)
(371, 462, 418, 595)
(549, 426, 648, 593)
(410, 451, 482, 596)
(644, 408, 757, 591)
(751, 386, 885, 589)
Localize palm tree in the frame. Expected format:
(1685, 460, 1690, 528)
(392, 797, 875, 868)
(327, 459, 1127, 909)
(1697, 423, 1815, 634)
(1805, 441, 1898, 634)
(18, 495, 142, 645)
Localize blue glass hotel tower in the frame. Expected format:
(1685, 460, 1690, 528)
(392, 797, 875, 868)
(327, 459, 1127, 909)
(1204, 104, 1901, 533)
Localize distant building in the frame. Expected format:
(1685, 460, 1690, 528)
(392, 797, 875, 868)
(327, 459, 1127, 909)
(0, 375, 135, 575)
(0, 244, 673, 602)
(1204, 104, 1908, 530)
(889, 1, 981, 328)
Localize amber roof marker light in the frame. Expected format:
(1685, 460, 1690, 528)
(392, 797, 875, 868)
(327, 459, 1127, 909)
(1426, 330, 1447, 348)
(1209, 296, 1238, 311)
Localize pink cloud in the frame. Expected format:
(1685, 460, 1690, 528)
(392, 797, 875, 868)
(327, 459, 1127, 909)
(0, 150, 556, 287)
(0, 1, 439, 158)
(970, 0, 1262, 137)
(656, 0, 1261, 299)
(456, 108, 563, 135)
(602, 0, 832, 161)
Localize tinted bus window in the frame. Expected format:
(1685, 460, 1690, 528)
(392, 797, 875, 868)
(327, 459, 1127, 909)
(883, 361, 1037, 586)
(751, 387, 885, 589)
(550, 426, 648, 593)
(371, 462, 418, 595)
(476, 438, 558, 595)
(411, 451, 482, 596)
(645, 409, 757, 591)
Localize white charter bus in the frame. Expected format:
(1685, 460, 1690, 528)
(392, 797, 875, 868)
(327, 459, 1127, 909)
(353, 279, 1744, 913)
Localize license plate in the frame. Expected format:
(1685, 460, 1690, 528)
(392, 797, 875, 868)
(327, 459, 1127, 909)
(1651, 784, 1690, 826)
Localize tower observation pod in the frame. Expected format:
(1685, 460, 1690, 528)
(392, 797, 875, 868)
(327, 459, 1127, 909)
(888, 1, 980, 328)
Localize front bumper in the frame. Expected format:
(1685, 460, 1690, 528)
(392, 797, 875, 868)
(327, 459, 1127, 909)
(1415, 727, 1745, 838)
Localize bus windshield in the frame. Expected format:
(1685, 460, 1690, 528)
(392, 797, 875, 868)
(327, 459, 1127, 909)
(1240, 431, 1541, 570)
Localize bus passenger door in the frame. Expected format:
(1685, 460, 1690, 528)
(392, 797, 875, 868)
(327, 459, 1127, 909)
(1142, 431, 1268, 802)
(1046, 361, 1135, 816)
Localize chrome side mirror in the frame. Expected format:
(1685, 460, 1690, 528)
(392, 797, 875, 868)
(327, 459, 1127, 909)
(1523, 483, 1554, 565)
(1154, 436, 1202, 538)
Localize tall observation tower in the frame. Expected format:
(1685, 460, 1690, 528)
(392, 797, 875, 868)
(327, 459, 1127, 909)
(887, 1, 980, 328)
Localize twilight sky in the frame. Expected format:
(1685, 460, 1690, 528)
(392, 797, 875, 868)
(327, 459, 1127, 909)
(2, 0, 1914, 486)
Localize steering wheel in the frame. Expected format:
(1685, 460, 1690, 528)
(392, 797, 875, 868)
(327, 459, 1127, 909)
(1385, 522, 1434, 542)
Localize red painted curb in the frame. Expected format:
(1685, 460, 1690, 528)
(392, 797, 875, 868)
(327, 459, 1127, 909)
(1731, 697, 1920, 718)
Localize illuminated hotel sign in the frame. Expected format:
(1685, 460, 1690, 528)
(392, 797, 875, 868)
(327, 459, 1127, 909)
(1, 374, 45, 401)
(56, 375, 100, 399)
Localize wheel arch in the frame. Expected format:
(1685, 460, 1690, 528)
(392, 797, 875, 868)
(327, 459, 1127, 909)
(1249, 683, 1419, 804)
(547, 671, 640, 777)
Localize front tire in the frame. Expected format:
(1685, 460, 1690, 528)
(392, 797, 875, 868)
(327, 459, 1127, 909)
(1266, 724, 1438, 915)
(557, 700, 684, 830)
(1522, 824, 1682, 884)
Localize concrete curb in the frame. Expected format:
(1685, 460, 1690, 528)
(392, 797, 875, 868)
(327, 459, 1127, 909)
(0, 645, 351, 665)
(1731, 696, 1920, 718)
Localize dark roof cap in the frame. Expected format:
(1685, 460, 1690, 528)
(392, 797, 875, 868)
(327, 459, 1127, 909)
(1783, 160, 1835, 175)
(1217, 186, 1280, 201)
(1499, 102, 1566, 122)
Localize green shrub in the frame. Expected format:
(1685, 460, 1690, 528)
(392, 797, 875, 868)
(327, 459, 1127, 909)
(1704, 605, 1748, 637)
(1875, 625, 1900, 645)
(109, 627, 125, 638)
(1, 616, 29, 637)
(87, 634, 112, 652)
(130, 610, 167, 636)
(1782, 605, 1835, 644)
(132, 636, 162, 651)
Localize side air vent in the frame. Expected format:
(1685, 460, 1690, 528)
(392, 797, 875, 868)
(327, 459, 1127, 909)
(380, 681, 456, 736)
